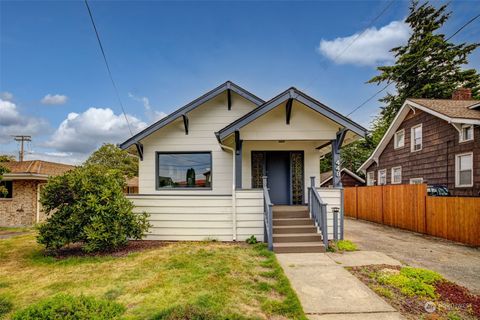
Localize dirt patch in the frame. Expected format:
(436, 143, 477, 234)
(46, 240, 172, 259)
(348, 264, 480, 320)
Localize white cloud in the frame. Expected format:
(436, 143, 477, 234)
(0, 99, 50, 143)
(317, 20, 410, 66)
(0, 92, 14, 101)
(128, 93, 167, 122)
(41, 94, 68, 105)
(24, 150, 85, 165)
(45, 107, 146, 154)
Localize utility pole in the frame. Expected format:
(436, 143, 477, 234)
(13, 135, 31, 162)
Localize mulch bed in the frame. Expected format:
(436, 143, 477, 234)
(46, 240, 172, 259)
(348, 264, 480, 320)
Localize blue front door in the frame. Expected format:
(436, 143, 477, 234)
(266, 151, 290, 205)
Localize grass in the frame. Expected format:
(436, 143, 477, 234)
(0, 227, 31, 235)
(0, 231, 306, 319)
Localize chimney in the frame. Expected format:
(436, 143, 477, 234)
(452, 88, 472, 100)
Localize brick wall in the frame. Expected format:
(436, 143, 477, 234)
(0, 180, 40, 226)
(366, 109, 480, 196)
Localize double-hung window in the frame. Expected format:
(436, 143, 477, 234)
(367, 171, 375, 186)
(156, 152, 212, 189)
(391, 166, 402, 184)
(455, 153, 473, 187)
(459, 125, 474, 142)
(378, 169, 387, 185)
(411, 124, 422, 152)
(394, 129, 405, 149)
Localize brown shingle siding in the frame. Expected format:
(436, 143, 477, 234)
(366, 109, 480, 196)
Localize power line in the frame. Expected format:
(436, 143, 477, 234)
(301, 0, 395, 93)
(347, 12, 480, 117)
(84, 0, 133, 136)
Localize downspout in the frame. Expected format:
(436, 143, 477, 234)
(218, 143, 237, 241)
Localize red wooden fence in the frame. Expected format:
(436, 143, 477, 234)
(344, 184, 480, 246)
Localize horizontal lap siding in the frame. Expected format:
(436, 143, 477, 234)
(317, 188, 341, 238)
(128, 190, 264, 241)
(236, 190, 264, 240)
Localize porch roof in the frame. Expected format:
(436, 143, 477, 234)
(215, 87, 367, 142)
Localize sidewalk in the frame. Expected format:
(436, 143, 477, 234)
(276, 251, 404, 320)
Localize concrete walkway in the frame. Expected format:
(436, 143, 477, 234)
(277, 251, 404, 320)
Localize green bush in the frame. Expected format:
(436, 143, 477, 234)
(335, 240, 357, 252)
(0, 295, 13, 318)
(12, 294, 124, 319)
(37, 165, 150, 253)
(377, 267, 443, 298)
(246, 235, 258, 244)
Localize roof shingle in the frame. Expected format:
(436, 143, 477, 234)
(408, 99, 480, 120)
(2, 160, 75, 177)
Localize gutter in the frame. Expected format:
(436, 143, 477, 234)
(218, 142, 237, 241)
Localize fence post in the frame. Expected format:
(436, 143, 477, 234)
(333, 207, 339, 241)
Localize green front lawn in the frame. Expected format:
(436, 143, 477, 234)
(0, 232, 305, 319)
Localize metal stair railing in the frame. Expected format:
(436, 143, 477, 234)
(262, 176, 274, 251)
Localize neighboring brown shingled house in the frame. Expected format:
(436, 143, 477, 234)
(0, 160, 75, 226)
(359, 89, 480, 196)
(320, 168, 365, 188)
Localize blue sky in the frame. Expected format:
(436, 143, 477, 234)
(1, 0, 479, 164)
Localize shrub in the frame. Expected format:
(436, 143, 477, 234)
(0, 295, 13, 318)
(336, 240, 358, 252)
(37, 165, 150, 253)
(246, 235, 258, 244)
(12, 294, 125, 320)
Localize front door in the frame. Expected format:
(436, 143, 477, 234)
(251, 151, 304, 205)
(266, 152, 290, 205)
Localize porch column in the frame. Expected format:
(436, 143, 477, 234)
(331, 129, 347, 188)
(235, 130, 242, 189)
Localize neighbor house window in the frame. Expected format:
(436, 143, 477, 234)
(394, 129, 405, 149)
(367, 171, 375, 186)
(391, 167, 402, 184)
(411, 124, 422, 152)
(410, 178, 423, 184)
(157, 152, 212, 189)
(0, 181, 13, 199)
(378, 169, 387, 185)
(455, 153, 473, 187)
(459, 125, 474, 142)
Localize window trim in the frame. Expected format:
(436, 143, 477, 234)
(455, 152, 474, 188)
(391, 166, 402, 184)
(409, 177, 423, 184)
(378, 169, 387, 185)
(459, 124, 474, 143)
(155, 151, 213, 190)
(394, 129, 405, 149)
(410, 124, 423, 152)
(367, 171, 375, 186)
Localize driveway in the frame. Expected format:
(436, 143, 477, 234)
(345, 218, 480, 294)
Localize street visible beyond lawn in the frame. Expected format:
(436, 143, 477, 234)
(0, 231, 305, 319)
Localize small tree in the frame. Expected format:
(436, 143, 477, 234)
(85, 144, 138, 178)
(37, 165, 150, 253)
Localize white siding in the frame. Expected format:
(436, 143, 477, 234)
(317, 188, 342, 238)
(128, 189, 263, 241)
(138, 92, 257, 195)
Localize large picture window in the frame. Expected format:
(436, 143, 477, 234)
(157, 152, 212, 189)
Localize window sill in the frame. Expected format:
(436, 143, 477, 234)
(0, 198, 13, 201)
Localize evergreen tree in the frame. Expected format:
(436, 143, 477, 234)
(369, 0, 480, 141)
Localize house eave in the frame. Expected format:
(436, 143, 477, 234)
(2, 173, 49, 181)
(119, 81, 264, 150)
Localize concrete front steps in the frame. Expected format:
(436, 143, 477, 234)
(272, 206, 325, 253)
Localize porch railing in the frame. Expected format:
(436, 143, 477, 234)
(262, 176, 274, 251)
(308, 176, 329, 249)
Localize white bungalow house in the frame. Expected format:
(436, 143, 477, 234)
(120, 81, 366, 253)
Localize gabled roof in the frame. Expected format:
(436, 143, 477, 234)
(2, 160, 75, 180)
(320, 168, 365, 186)
(358, 98, 480, 173)
(409, 99, 480, 121)
(216, 87, 367, 140)
(119, 81, 264, 149)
